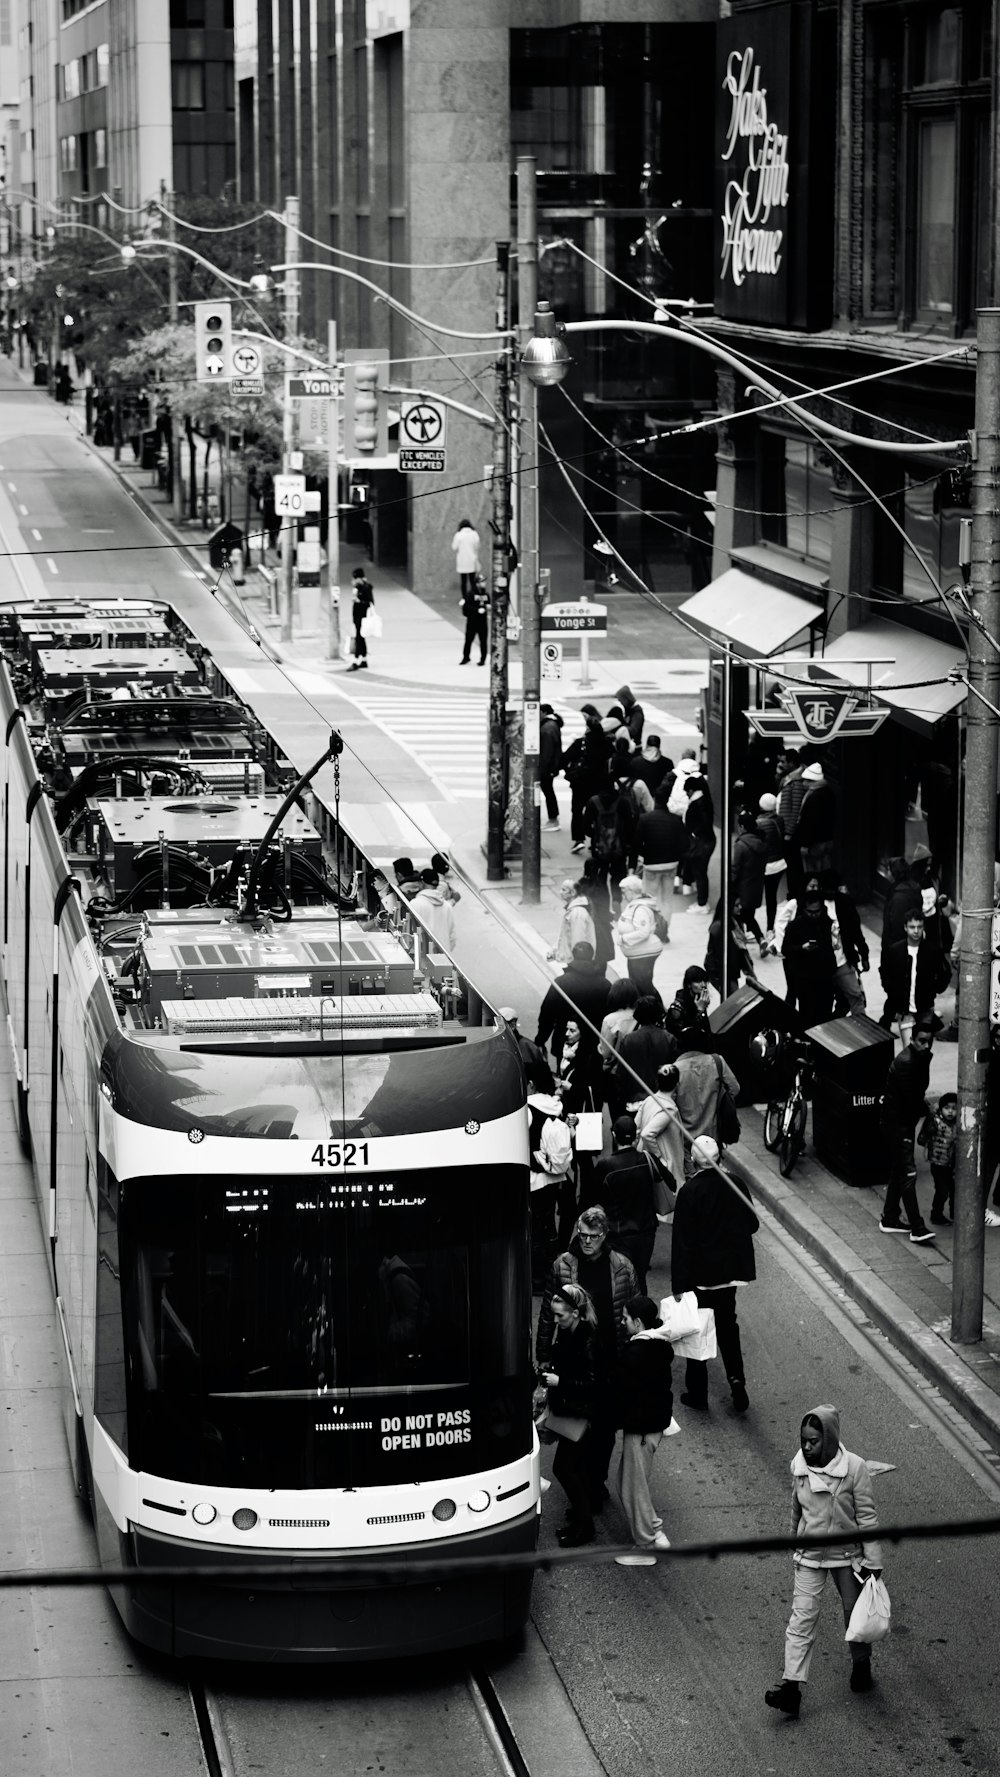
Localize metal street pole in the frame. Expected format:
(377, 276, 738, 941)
(162, 183, 178, 323)
(721, 644, 732, 1000)
(327, 319, 341, 661)
(279, 195, 299, 645)
(517, 156, 541, 904)
(486, 242, 513, 881)
(953, 307, 1000, 1344)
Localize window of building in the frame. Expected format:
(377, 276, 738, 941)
(94, 128, 106, 169)
(97, 43, 109, 86)
(172, 62, 205, 110)
(863, 2, 990, 332)
(0, 0, 11, 48)
(758, 435, 834, 565)
(873, 467, 966, 602)
(170, 0, 206, 23)
(62, 59, 80, 100)
(59, 135, 77, 174)
(224, 63, 235, 110)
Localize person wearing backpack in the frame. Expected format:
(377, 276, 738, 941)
(636, 790, 689, 936)
(614, 874, 663, 993)
(682, 775, 716, 907)
(584, 768, 632, 908)
(564, 707, 611, 852)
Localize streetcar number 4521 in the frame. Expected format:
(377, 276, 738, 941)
(310, 1141, 370, 1167)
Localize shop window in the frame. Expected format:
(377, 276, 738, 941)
(758, 435, 833, 566)
(863, 2, 990, 332)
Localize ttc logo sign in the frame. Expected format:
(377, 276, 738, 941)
(780, 688, 856, 743)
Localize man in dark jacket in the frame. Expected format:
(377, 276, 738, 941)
(632, 734, 673, 796)
(614, 684, 645, 746)
(731, 808, 768, 947)
(879, 1020, 935, 1242)
(584, 771, 635, 903)
(587, 1113, 658, 1288)
(563, 706, 611, 852)
(664, 965, 713, 1052)
(881, 856, 924, 948)
(499, 1007, 555, 1094)
(670, 1133, 758, 1413)
(781, 880, 838, 1029)
(794, 760, 838, 879)
(635, 792, 688, 931)
(539, 704, 563, 830)
(608, 993, 678, 1118)
(880, 912, 952, 1042)
(536, 941, 611, 1075)
(537, 1206, 639, 1511)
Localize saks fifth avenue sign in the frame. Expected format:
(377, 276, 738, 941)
(720, 48, 790, 289)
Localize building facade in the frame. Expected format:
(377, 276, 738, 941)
(685, 0, 989, 898)
(233, 0, 718, 598)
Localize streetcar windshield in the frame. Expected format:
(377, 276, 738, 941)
(108, 1166, 531, 1487)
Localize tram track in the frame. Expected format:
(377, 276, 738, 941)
(188, 1657, 548, 1777)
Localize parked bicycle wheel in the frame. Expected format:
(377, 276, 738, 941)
(763, 1100, 783, 1152)
(778, 1097, 807, 1178)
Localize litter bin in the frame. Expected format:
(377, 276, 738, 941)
(807, 1013, 895, 1185)
(208, 521, 246, 574)
(709, 981, 794, 1105)
(140, 428, 158, 470)
(33, 361, 49, 387)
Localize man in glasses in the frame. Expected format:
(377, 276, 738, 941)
(879, 1016, 936, 1244)
(536, 1206, 639, 1516)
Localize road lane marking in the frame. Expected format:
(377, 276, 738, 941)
(45, 557, 59, 575)
(17, 503, 27, 515)
(6, 481, 15, 492)
(31, 529, 41, 541)
(82, 527, 114, 533)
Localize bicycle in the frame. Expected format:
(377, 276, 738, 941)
(763, 1039, 814, 1179)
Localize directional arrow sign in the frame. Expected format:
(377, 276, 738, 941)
(231, 342, 262, 377)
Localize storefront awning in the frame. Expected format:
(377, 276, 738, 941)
(679, 568, 822, 659)
(807, 620, 966, 735)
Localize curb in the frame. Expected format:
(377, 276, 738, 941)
(725, 1140, 1000, 1458)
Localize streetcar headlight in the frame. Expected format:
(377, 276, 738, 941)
(466, 1491, 490, 1514)
(232, 1507, 258, 1531)
(192, 1502, 217, 1526)
(432, 1498, 456, 1522)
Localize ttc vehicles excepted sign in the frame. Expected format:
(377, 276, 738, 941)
(398, 397, 447, 472)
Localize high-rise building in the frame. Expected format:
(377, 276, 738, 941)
(234, 0, 717, 597)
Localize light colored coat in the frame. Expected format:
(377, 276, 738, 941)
(409, 885, 456, 954)
(615, 893, 661, 959)
(451, 527, 480, 574)
(790, 1447, 883, 1568)
(554, 895, 596, 967)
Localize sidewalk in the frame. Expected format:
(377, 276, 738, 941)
(74, 414, 1000, 1460)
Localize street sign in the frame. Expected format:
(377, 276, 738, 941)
(231, 376, 264, 398)
(232, 342, 262, 377)
(541, 640, 563, 683)
(524, 700, 541, 755)
(540, 600, 608, 634)
(274, 474, 307, 516)
(287, 374, 333, 450)
(398, 396, 447, 473)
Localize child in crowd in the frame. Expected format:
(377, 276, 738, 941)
(919, 1090, 957, 1226)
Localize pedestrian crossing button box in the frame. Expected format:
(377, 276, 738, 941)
(807, 1013, 895, 1185)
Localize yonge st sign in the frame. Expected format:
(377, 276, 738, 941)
(720, 48, 790, 289)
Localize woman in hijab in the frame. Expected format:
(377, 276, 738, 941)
(765, 1403, 884, 1718)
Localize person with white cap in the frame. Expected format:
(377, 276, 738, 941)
(548, 877, 597, 967)
(795, 759, 838, 880)
(669, 1132, 758, 1414)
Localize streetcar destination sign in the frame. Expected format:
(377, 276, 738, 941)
(540, 601, 608, 634)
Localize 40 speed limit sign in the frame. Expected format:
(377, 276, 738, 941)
(274, 474, 306, 515)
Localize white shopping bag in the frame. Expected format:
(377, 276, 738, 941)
(670, 1306, 717, 1362)
(659, 1292, 701, 1341)
(845, 1574, 891, 1644)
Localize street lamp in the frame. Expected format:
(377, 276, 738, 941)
(519, 297, 571, 901)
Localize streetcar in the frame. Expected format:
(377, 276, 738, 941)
(0, 597, 537, 1661)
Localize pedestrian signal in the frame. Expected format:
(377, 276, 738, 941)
(194, 300, 232, 384)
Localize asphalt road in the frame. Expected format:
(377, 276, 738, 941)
(2, 379, 998, 1774)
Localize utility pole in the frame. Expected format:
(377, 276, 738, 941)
(279, 195, 299, 645)
(953, 307, 1000, 1345)
(486, 242, 512, 882)
(327, 318, 341, 662)
(517, 156, 541, 904)
(161, 182, 178, 323)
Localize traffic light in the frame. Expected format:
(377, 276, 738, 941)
(194, 300, 232, 384)
(343, 357, 387, 458)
